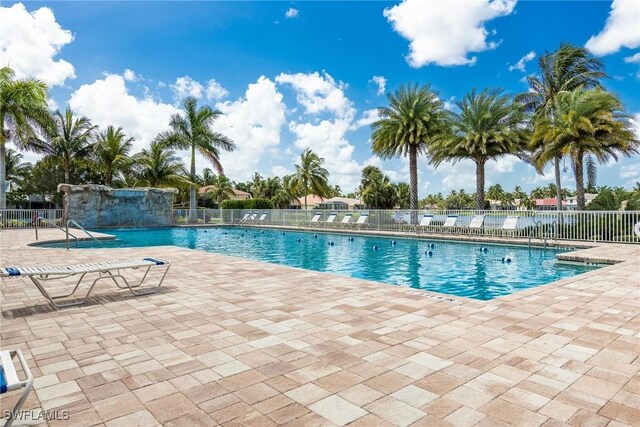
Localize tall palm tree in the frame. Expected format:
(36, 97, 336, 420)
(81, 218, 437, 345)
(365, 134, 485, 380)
(371, 83, 450, 217)
(486, 184, 505, 204)
(531, 88, 638, 210)
(430, 88, 527, 210)
(156, 97, 234, 219)
(43, 108, 98, 184)
(94, 126, 134, 186)
(272, 174, 300, 208)
(201, 168, 216, 186)
(134, 142, 191, 187)
(517, 43, 606, 210)
(0, 66, 50, 208)
(4, 148, 30, 187)
(291, 148, 330, 209)
(205, 174, 234, 204)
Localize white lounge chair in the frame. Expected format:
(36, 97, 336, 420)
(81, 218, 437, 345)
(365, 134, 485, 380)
(339, 213, 353, 228)
(442, 215, 458, 232)
(307, 213, 322, 227)
(417, 214, 433, 232)
(0, 349, 33, 427)
(322, 213, 337, 228)
(237, 213, 250, 224)
(0, 258, 170, 309)
(468, 215, 485, 234)
(502, 216, 520, 236)
(257, 212, 268, 223)
(355, 213, 369, 229)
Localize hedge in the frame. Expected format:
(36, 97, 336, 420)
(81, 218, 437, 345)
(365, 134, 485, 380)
(220, 198, 274, 209)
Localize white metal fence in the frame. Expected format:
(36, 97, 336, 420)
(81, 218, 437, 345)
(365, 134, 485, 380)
(0, 209, 64, 229)
(174, 208, 640, 244)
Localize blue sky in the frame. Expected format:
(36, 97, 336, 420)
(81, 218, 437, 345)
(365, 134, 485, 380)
(1, 0, 639, 195)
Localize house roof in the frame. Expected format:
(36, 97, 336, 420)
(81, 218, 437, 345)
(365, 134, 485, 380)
(318, 197, 365, 206)
(296, 195, 326, 206)
(535, 198, 568, 206)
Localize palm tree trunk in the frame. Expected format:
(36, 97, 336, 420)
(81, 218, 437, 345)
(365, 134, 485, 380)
(573, 152, 586, 210)
(475, 159, 485, 211)
(65, 165, 70, 185)
(0, 138, 6, 209)
(554, 156, 563, 211)
(408, 144, 418, 224)
(189, 144, 197, 223)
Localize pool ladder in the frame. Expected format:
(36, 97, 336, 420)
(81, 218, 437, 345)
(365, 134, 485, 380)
(66, 219, 103, 249)
(528, 220, 558, 249)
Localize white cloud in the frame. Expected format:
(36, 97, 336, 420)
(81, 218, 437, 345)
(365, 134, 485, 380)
(69, 73, 179, 153)
(352, 109, 380, 129)
(212, 77, 286, 180)
(170, 76, 204, 100)
(205, 79, 229, 101)
(370, 76, 386, 95)
(585, 0, 640, 56)
(487, 156, 520, 173)
(620, 163, 640, 180)
(624, 52, 640, 63)
(436, 160, 476, 191)
(508, 50, 536, 72)
(383, 0, 517, 67)
(123, 69, 138, 82)
(0, 3, 75, 86)
(630, 113, 640, 140)
(276, 71, 355, 120)
(271, 165, 292, 177)
(285, 8, 299, 18)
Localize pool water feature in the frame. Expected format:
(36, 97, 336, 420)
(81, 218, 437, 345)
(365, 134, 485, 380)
(41, 227, 598, 300)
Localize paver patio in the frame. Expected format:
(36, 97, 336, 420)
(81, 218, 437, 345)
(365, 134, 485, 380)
(1, 228, 638, 426)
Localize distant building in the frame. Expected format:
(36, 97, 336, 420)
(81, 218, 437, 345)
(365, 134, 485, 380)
(198, 187, 252, 200)
(294, 195, 326, 210)
(566, 193, 597, 209)
(316, 197, 366, 210)
(534, 198, 569, 210)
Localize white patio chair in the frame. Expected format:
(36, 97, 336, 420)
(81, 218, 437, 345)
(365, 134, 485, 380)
(1, 349, 34, 427)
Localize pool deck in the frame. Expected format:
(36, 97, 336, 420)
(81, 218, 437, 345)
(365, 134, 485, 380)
(1, 228, 638, 426)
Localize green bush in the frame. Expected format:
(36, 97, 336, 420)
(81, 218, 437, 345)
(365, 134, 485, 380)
(220, 198, 274, 210)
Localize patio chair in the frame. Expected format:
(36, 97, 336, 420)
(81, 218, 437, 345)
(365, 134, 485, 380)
(0, 258, 170, 309)
(321, 212, 338, 228)
(256, 212, 268, 223)
(442, 215, 458, 233)
(1, 349, 34, 427)
(467, 214, 485, 234)
(501, 216, 520, 236)
(416, 214, 433, 232)
(339, 213, 353, 228)
(237, 213, 250, 224)
(354, 213, 369, 229)
(306, 212, 322, 227)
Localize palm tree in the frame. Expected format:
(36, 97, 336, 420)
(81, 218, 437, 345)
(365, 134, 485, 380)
(371, 84, 449, 217)
(4, 148, 30, 187)
(517, 43, 606, 211)
(0, 66, 50, 208)
(134, 142, 191, 187)
(43, 108, 98, 184)
(291, 148, 330, 208)
(201, 168, 216, 186)
(205, 174, 234, 204)
(486, 184, 505, 205)
(94, 126, 133, 186)
(272, 175, 300, 209)
(156, 97, 234, 219)
(362, 172, 396, 209)
(430, 89, 527, 210)
(395, 182, 410, 209)
(531, 88, 638, 210)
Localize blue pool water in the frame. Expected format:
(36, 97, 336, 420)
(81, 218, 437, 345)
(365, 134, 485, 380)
(44, 227, 597, 300)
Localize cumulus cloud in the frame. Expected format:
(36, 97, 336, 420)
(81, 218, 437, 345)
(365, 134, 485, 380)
(276, 71, 355, 120)
(487, 156, 521, 173)
(508, 51, 536, 72)
(383, 0, 517, 67)
(212, 77, 286, 180)
(123, 69, 138, 82)
(352, 109, 380, 129)
(170, 76, 204, 100)
(585, 0, 640, 56)
(436, 160, 477, 191)
(370, 76, 386, 95)
(630, 113, 640, 140)
(624, 52, 640, 63)
(0, 3, 75, 86)
(620, 163, 640, 180)
(69, 73, 179, 153)
(205, 79, 229, 101)
(285, 8, 299, 18)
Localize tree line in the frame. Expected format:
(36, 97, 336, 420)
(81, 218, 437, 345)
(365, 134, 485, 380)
(1, 43, 639, 212)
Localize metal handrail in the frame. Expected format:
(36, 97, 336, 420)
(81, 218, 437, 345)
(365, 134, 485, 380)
(66, 219, 103, 247)
(37, 216, 80, 248)
(528, 220, 543, 248)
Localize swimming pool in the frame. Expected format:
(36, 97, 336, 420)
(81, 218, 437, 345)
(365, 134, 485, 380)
(42, 227, 597, 300)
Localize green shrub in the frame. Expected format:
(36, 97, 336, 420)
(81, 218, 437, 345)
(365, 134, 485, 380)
(220, 198, 274, 210)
